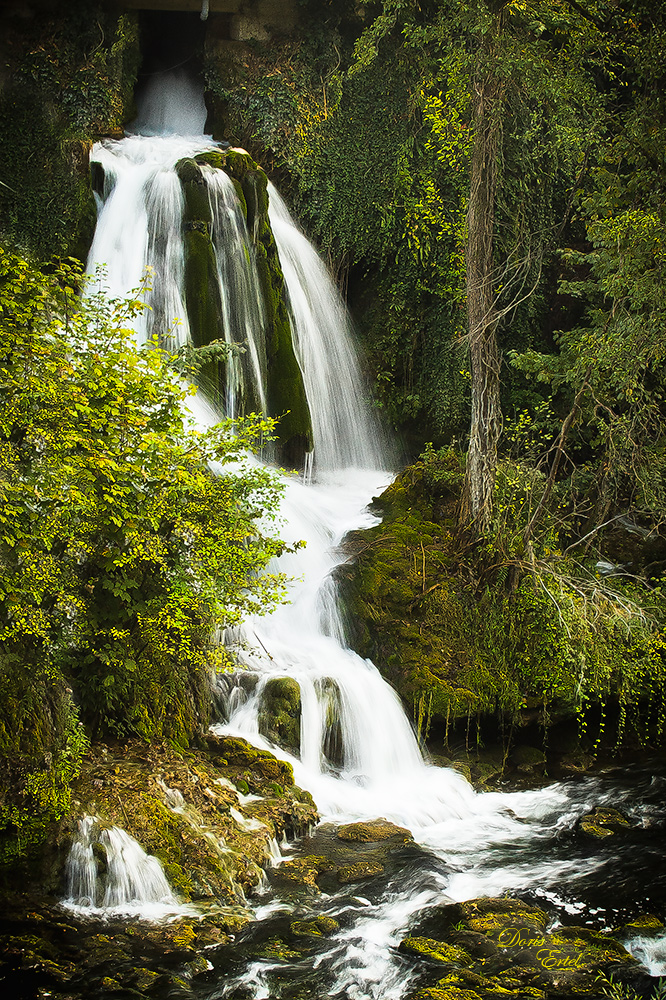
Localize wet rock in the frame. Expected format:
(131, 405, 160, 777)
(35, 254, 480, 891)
(206, 733, 294, 786)
(82, 933, 131, 967)
(399, 937, 472, 966)
(316, 677, 345, 769)
(61, 737, 317, 909)
(184, 953, 211, 978)
(272, 855, 332, 893)
(450, 761, 472, 783)
(411, 965, 550, 998)
(256, 936, 301, 962)
(99, 977, 124, 992)
(559, 751, 596, 773)
(578, 805, 631, 839)
(290, 914, 339, 937)
(131, 968, 163, 991)
(337, 860, 385, 883)
(258, 676, 302, 756)
(458, 748, 506, 788)
(401, 896, 641, 999)
(449, 929, 498, 959)
(461, 897, 548, 935)
(165, 973, 193, 994)
(621, 914, 665, 937)
(336, 819, 412, 843)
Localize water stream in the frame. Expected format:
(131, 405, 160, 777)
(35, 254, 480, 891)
(81, 72, 666, 997)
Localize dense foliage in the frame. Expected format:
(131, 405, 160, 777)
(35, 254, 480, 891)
(344, 443, 666, 748)
(208, 1, 666, 511)
(0, 1, 139, 258)
(0, 251, 287, 858)
(0, 1, 664, 852)
(202, 0, 666, 743)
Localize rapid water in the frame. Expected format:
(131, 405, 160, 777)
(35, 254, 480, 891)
(84, 72, 666, 996)
(63, 816, 182, 918)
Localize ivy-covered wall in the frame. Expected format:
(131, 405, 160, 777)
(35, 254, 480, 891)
(0, 1, 140, 259)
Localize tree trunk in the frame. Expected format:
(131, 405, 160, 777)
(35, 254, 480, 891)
(460, 40, 504, 537)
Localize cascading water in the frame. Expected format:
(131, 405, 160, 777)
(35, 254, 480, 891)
(83, 70, 666, 996)
(64, 816, 178, 916)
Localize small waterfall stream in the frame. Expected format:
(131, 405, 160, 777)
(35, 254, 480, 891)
(80, 72, 666, 996)
(64, 816, 179, 916)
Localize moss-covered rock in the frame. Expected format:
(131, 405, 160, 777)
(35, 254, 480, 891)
(290, 914, 340, 937)
(254, 227, 313, 467)
(399, 937, 472, 966)
(337, 860, 385, 884)
(401, 896, 642, 1000)
(339, 446, 660, 749)
(577, 806, 631, 839)
(621, 914, 665, 936)
(177, 147, 312, 464)
(258, 676, 302, 755)
(176, 157, 213, 225)
(0, 736, 316, 909)
(337, 819, 412, 843)
(272, 855, 332, 894)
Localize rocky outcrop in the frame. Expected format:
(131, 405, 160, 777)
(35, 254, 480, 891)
(338, 448, 664, 755)
(402, 896, 649, 999)
(174, 147, 313, 466)
(258, 676, 302, 755)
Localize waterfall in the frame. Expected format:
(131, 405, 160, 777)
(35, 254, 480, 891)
(86, 72, 473, 831)
(89, 73, 389, 473)
(267, 184, 389, 473)
(63, 816, 177, 915)
(81, 73, 658, 996)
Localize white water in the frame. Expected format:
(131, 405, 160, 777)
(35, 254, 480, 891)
(627, 932, 666, 976)
(83, 72, 662, 993)
(267, 185, 388, 472)
(63, 816, 181, 918)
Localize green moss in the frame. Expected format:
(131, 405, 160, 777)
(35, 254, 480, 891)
(400, 938, 472, 965)
(224, 150, 258, 180)
(195, 151, 227, 171)
(461, 898, 548, 936)
(178, 148, 311, 462)
(622, 914, 664, 935)
(176, 158, 213, 224)
(255, 241, 313, 464)
(207, 734, 295, 787)
(258, 676, 302, 755)
(578, 806, 631, 840)
(183, 227, 224, 399)
(337, 820, 412, 842)
(337, 861, 384, 883)
(177, 155, 227, 402)
(579, 820, 615, 839)
(290, 914, 340, 937)
(274, 855, 329, 889)
(341, 446, 666, 745)
(242, 169, 270, 241)
(0, 4, 139, 259)
(0, 672, 88, 866)
(257, 937, 301, 961)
